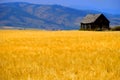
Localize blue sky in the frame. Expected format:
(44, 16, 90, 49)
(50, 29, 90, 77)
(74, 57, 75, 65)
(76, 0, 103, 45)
(0, 0, 120, 14)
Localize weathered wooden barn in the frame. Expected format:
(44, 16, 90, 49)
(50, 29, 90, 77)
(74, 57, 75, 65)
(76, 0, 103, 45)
(81, 14, 110, 30)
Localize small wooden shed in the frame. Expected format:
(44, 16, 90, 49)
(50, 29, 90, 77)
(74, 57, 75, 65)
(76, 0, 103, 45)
(81, 14, 110, 30)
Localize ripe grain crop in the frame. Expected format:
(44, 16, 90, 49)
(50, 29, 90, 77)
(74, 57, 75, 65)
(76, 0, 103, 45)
(0, 30, 120, 80)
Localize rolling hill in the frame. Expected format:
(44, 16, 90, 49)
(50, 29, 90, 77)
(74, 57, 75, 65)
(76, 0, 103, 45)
(0, 2, 120, 30)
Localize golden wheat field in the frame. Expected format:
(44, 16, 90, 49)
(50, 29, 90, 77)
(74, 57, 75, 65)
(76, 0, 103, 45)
(0, 30, 120, 80)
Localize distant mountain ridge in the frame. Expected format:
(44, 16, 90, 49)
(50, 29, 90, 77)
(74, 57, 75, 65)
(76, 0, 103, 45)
(0, 2, 120, 30)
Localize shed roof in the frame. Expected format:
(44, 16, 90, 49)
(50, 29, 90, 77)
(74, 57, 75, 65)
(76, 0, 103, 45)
(81, 14, 102, 24)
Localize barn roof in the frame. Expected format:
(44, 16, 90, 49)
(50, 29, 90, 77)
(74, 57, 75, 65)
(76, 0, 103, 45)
(81, 14, 102, 23)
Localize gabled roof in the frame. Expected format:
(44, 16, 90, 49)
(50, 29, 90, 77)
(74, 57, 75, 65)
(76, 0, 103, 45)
(81, 14, 102, 23)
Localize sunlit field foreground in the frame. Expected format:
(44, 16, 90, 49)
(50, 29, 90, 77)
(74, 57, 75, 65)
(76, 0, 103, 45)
(0, 30, 120, 80)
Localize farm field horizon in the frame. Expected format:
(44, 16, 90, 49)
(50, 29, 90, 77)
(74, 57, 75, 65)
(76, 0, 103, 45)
(0, 30, 120, 80)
